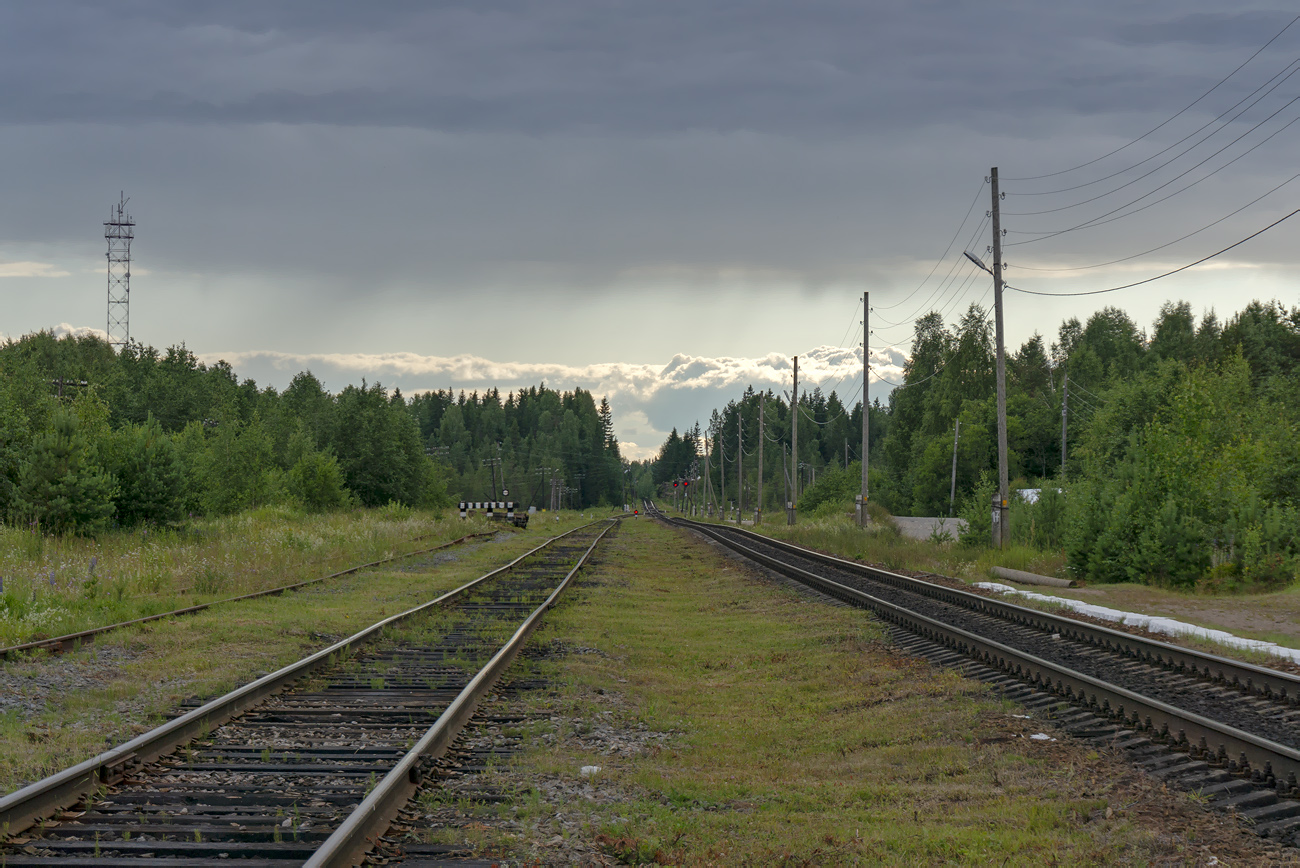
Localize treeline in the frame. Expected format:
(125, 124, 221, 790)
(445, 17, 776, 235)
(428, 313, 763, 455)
(880, 298, 1300, 586)
(655, 297, 1300, 588)
(650, 385, 888, 517)
(0, 332, 451, 534)
(406, 386, 626, 510)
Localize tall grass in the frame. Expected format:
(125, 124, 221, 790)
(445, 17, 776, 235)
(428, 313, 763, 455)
(0, 505, 486, 646)
(753, 512, 1068, 582)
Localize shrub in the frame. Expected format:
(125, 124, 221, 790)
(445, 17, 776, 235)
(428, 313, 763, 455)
(288, 450, 351, 512)
(17, 408, 116, 536)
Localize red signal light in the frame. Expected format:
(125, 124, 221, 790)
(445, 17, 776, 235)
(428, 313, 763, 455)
(673, 481, 679, 487)
(683, 480, 689, 487)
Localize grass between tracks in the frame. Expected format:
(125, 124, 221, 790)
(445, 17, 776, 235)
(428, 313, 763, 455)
(0, 509, 605, 794)
(442, 518, 1286, 865)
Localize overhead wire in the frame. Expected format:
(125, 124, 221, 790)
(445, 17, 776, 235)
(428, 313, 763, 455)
(872, 213, 990, 332)
(1004, 14, 1300, 182)
(876, 178, 988, 312)
(1006, 208, 1300, 297)
(1006, 98, 1300, 245)
(1006, 55, 1300, 205)
(1068, 380, 1105, 402)
(1007, 170, 1300, 271)
(1068, 392, 1103, 415)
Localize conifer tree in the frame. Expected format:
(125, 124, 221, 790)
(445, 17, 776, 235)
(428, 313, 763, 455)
(18, 408, 116, 535)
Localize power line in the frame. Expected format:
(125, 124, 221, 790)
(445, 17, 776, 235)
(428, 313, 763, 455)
(1004, 14, 1300, 182)
(1007, 97, 1300, 245)
(1008, 171, 1300, 271)
(872, 214, 990, 330)
(1006, 208, 1299, 297)
(1067, 380, 1105, 402)
(1006, 83, 1300, 219)
(877, 178, 987, 312)
(1008, 54, 1300, 200)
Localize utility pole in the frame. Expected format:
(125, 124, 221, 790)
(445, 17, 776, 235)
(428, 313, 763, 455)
(737, 413, 743, 522)
(790, 355, 799, 524)
(991, 167, 1010, 548)
(782, 445, 792, 523)
(949, 419, 961, 516)
(756, 396, 764, 525)
(718, 436, 725, 519)
(703, 444, 711, 516)
(1061, 371, 1069, 474)
(863, 291, 870, 504)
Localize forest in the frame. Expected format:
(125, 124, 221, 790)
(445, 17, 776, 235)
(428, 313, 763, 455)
(651, 298, 1300, 589)
(0, 332, 625, 535)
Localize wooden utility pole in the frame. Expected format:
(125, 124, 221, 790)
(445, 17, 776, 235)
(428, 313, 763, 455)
(1061, 371, 1068, 474)
(703, 443, 711, 516)
(991, 167, 1010, 548)
(860, 289, 870, 527)
(949, 419, 961, 516)
(737, 414, 743, 521)
(790, 355, 799, 524)
(718, 435, 725, 519)
(756, 396, 764, 525)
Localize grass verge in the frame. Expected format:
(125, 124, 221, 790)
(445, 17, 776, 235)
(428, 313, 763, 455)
(0, 509, 603, 793)
(425, 518, 1292, 864)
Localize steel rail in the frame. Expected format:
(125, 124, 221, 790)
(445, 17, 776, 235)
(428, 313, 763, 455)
(0, 523, 597, 837)
(677, 517, 1300, 793)
(672, 515, 1300, 706)
(0, 531, 500, 660)
(306, 520, 615, 867)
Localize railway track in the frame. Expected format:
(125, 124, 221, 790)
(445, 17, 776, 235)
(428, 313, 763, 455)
(0, 532, 501, 661)
(0, 521, 615, 866)
(657, 508, 1300, 841)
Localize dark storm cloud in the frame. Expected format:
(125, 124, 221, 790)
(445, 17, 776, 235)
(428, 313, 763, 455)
(4, 2, 1292, 136)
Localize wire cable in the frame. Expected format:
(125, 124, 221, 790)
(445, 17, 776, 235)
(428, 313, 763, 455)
(1068, 380, 1106, 402)
(1005, 14, 1300, 182)
(1005, 79, 1300, 217)
(1007, 208, 1299, 297)
(877, 178, 988, 311)
(1008, 171, 1300, 271)
(1007, 99, 1300, 245)
(872, 215, 990, 330)
(1009, 54, 1300, 200)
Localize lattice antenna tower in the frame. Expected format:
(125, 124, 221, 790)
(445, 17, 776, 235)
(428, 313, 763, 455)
(104, 192, 134, 349)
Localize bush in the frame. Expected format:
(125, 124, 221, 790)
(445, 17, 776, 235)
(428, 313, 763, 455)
(111, 417, 186, 526)
(17, 408, 116, 535)
(1010, 486, 1067, 550)
(288, 450, 351, 512)
(956, 470, 996, 547)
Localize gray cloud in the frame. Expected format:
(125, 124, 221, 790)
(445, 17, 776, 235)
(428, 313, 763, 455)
(201, 344, 907, 459)
(3, 1, 1299, 440)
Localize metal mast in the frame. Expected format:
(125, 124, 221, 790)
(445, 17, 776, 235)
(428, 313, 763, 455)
(105, 193, 134, 350)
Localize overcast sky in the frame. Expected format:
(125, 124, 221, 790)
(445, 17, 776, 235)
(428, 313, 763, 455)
(4, 2, 1299, 457)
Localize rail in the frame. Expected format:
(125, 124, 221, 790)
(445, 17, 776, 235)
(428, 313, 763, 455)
(0, 531, 499, 660)
(0, 523, 600, 839)
(664, 512, 1300, 794)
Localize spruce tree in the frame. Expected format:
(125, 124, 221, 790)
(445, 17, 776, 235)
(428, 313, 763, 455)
(18, 408, 116, 535)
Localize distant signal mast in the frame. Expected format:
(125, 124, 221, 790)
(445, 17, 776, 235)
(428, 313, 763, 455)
(104, 193, 134, 349)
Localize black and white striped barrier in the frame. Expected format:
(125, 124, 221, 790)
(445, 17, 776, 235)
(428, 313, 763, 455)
(459, 501, 517, 519)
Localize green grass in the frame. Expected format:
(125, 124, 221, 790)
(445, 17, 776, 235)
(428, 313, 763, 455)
(435, 519, 1270, 864)
(0, 505, 515, 647)
(0, 508, 606, 793)
(693, 510, 1069, 583)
